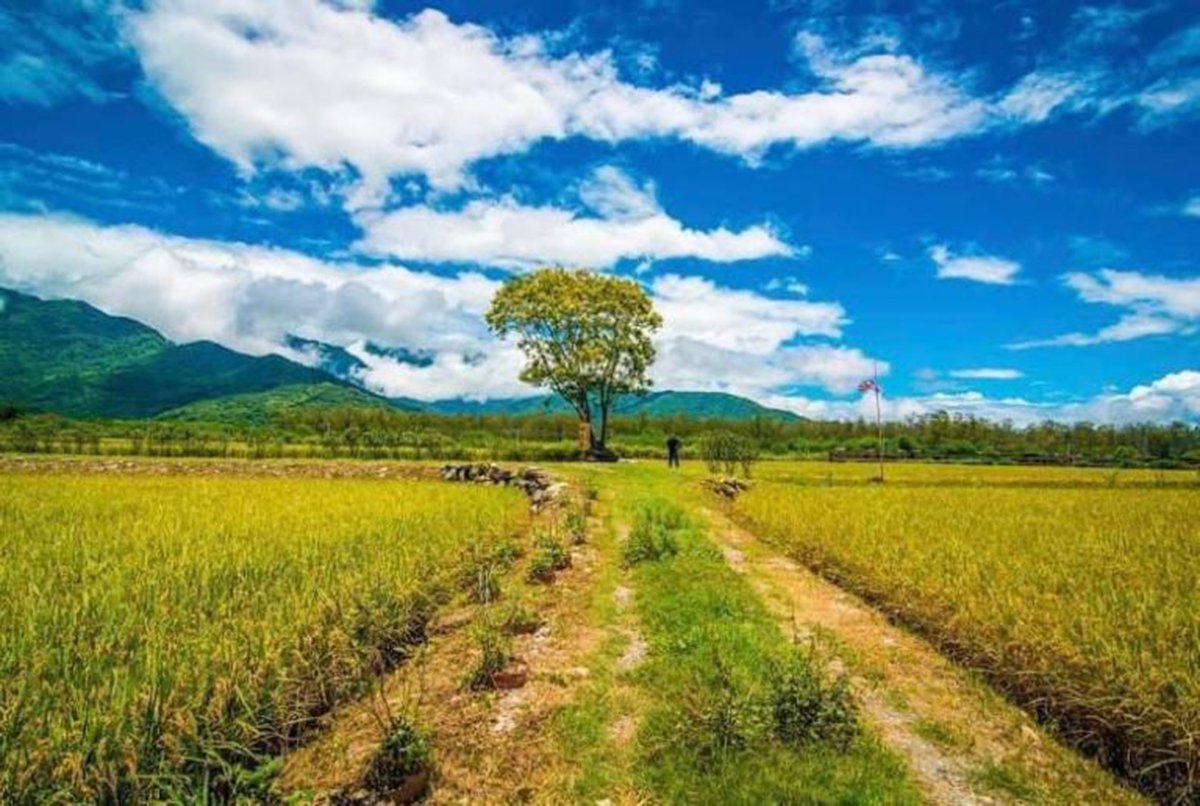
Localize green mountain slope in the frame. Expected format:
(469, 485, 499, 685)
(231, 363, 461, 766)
(0, 288, 347, 418)
(97, 341, 339, 418)
(0, 288, 169, 415)
(614, 390, 799, 420)
(158, 383, 397, 425)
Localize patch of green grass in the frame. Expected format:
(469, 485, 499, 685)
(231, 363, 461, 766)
(970, 760, 1038, 801)
(913, 718, 959, 749)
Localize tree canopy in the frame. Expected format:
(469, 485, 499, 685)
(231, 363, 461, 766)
(485, 267, 662, 456)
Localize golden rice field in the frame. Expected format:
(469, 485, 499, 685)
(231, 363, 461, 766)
(734, 468, 1200, 802)
(0, 473, 526, 802)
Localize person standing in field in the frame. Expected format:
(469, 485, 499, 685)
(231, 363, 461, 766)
(666, 434, 682, 468)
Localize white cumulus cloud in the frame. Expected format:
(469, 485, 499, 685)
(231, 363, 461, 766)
(0, 211, 531, 400)
(354, 166, 792, 269)
(948, 368, 1024, 380)
(929, 244, 1021, 285)
(649, 273, 845, 353)
(1010, 268, 1200, 348)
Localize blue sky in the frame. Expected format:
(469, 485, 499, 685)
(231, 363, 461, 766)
(1, 0, 1198, 422)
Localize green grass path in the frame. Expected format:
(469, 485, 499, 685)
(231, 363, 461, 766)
(550, 462, 920, 804)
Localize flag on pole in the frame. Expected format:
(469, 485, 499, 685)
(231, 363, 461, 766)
(857, 378, 881, 394)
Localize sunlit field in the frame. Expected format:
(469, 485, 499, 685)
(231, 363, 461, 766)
(0, 473, 526, 801)
(751, 458, 1200, 488)
(734, 465, 1200, 801)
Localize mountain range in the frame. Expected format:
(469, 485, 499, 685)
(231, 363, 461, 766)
(0, 287, 799, 422)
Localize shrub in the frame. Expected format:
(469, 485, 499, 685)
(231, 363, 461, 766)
(364, 716, 431, 797)
(769, 646, 859, 750)
(698, 430, 761, 477)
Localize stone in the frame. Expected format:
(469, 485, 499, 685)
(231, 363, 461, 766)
(492, 661, 529, 690)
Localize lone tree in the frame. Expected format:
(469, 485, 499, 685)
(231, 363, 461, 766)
(486, 267, 662, 460)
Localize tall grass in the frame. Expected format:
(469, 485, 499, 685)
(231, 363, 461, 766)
(736, 480, 1200, 802)
(0, 474, 525, 801)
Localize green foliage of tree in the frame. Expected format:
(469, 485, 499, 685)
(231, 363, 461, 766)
(485, 268, 662, 455)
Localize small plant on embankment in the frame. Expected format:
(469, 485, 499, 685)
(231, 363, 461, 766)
(497, 597, 542, 635)
(466, 620, 515, 690)
(564, 504, 588, 545)
(527, 530, 572, 583)
(364, 716, 432, 801)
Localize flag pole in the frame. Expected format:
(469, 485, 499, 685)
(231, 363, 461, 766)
(874, 362, 884, 482)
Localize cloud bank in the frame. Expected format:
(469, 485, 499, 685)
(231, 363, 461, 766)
(122, 1, 1073, 197)
(0, 212, 868, 403)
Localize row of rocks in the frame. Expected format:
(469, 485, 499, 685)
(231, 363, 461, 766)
(439, 463, 567, 510)
(702, 477, 751, 499)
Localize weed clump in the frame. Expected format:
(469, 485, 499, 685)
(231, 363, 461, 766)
(675, 645, 860, 760)
(623, 502, 684, 566)
(527, 531, 571, 583)
(768, 645, 859, 750)
(469, 562, 501, 605)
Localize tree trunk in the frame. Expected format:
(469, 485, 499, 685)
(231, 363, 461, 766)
(577, 404, 593, 452)
(599, 400, 611, 448)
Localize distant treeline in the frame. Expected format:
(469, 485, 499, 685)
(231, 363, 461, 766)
(1, 404, 1198, 467)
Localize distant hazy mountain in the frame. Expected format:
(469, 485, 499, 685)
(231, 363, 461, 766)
(284, 335, 368, 379)
(423, 391, 799, 421)
(0, 287, 798, 422)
